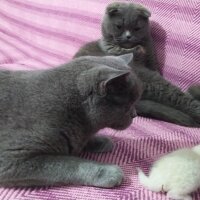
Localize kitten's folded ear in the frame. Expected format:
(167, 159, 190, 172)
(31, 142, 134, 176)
(98, 71, 130, 96)
(106, 3, 121, 16)
(136, 4, 151, 18)
(118, 53, 133, 65)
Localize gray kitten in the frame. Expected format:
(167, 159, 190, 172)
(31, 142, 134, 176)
(74, 2, 200, 127)
(0, 54, 142, 187)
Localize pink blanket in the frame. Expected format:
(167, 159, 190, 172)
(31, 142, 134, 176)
(0, 0, 200, 199)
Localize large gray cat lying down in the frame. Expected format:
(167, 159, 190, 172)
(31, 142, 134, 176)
(0, 53, 142, 188)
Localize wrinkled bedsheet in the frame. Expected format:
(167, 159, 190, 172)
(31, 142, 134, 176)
(0, 0, 200, 199)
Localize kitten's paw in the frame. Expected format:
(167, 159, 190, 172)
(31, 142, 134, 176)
(133, 45, 146, 59)
(93, 165, 124, 188)
(84, 136, 114, 153)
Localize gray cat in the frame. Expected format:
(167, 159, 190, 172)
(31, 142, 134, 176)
(188, 85, 200, 101)
(0, 54, 142, 188)
(74, 2, 200, 127)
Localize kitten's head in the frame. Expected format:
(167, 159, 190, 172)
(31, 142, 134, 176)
(102, 2, 151, 49)
(77, 54, 142, 130)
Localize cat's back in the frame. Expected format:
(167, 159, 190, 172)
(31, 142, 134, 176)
(0, 69, 42, 84)
(0, 70, 16, 84)
(0, 70, 47, 116)
(0, 70, 45, 95)
(0, 70, 27, 94)
(74, 40, 106, 58)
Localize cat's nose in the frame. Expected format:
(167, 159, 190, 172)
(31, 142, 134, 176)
(125, 30, 131, 40)
(126, 35, 131, 39)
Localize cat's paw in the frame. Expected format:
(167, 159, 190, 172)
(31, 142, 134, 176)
(93, 165, 124, 188)
(84, 136, 114, 153)
(133, 45, 146, 60)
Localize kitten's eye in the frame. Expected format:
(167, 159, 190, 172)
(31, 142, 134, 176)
(116, 24, 122, 29)
(134, 27, 141, 31)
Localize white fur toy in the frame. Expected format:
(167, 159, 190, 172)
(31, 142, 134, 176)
(137, 145, 200, 200)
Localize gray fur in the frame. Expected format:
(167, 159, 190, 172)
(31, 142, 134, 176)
(188, 85, 200, 101)
(0, 55, 142, 187)
(74, 2, 200, 127)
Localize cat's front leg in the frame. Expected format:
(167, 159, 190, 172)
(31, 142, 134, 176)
(0, 155, 123, 188)
(84, 136, 114, 153)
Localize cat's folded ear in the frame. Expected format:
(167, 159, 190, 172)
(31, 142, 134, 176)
(106, 2, 121, 16)
(136, 4, 151, 18)
(98, 70, 130, 96)
(106, 2, 151, 18)
(118, 53, 133, 65)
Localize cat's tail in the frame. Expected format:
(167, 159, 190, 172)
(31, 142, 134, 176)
(137, 168, 162, 192)
(187, 85, 200, 101)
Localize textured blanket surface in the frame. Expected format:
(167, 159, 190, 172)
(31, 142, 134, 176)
(0, 0, 200, 199)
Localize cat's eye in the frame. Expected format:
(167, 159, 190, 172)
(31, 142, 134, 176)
(116, 24, 122, 29)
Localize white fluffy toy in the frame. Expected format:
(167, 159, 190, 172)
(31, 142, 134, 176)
(138, 145, 200, 200)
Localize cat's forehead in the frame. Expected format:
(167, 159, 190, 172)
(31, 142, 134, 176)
(109, 6, 145, 26)
(106, 74, 142, 105)
(123, 6, 141, 20)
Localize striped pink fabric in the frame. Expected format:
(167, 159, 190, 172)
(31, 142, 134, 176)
(0, 0, 200, 199)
